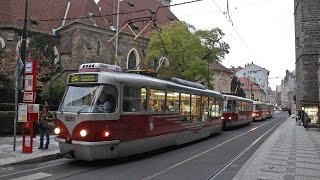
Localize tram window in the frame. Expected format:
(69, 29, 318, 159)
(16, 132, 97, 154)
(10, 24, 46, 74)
(209, 97, 219, 117)
(241, 101, 245, 110)
(226, 100, 232, 111)
(202, 96, 209, 121)
(216, 98, 223, 116)
(149, 89, 165, 112)
(166, 91, 180, 112)
(123, 86, 146, 112)
(96, 85, 118, 113)
(181, 93, 191, 122)
(191, 95, 201, 121)
(60, 85, 99, 113)
(236, 101, 240, 111)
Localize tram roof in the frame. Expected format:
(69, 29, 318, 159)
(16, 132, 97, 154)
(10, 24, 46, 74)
(68, 71, 222, 97)
(222, 94, 253, 102)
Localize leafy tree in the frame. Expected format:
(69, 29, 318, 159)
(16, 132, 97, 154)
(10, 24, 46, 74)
(147, 21, 229, 89)
(29, 33, 60, 104)
(148, 21, 206, 81)
(29, 33, 60, 84)
(195, 28, 230, 63)
(40, 75, 67, 106)
(231, 76, 246, 98)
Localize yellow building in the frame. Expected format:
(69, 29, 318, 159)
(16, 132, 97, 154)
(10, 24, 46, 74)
(209, 62, 233, 93)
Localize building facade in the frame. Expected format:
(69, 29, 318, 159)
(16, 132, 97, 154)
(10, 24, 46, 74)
(209, 61, 233, 93)
(294, 0, 320, 122)
(235, 63, 270, 95)
(0, 0, 177, 102)
(281, 70, 296, 109)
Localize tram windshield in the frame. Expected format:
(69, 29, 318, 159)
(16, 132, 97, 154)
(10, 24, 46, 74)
(59, 84, 117, 113)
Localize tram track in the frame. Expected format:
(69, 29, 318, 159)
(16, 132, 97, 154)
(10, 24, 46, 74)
(0, 113, 287, 180)
(207, 116, 284, 180)
(141, 113, 286, 180)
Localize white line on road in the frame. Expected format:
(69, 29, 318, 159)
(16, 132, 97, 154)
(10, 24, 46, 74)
(9, 172, 52, 180)
(141, 116, 285, 180)
(0, 160, 72, 179)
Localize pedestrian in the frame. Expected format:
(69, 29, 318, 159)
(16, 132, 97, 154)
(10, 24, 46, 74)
(288, 108, 292, 117)
(301, 110, 305, 126)
(297, 110, 301, 121)
(304, 112, 311, 130)
(38, 105, 55, 150)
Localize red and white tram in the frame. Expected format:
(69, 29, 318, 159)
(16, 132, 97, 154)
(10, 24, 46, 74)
(221, 94, 253, 129)
(54, 63, 223, 160)
(266, 103, 275, 118)
(252, 101, 269, 121)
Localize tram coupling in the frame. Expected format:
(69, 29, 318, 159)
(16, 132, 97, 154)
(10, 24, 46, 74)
(58, 150, 74, 159)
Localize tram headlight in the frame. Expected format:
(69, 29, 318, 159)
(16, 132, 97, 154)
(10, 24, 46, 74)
(80, 130, 87, 137)
(228, 117, 232, 120)
(221, 117, 225, 120)
(105, 131, 110, 137)
(54, 128, 60, 135)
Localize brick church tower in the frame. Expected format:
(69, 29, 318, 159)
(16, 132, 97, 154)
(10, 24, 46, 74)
(294, 0, 320, 113)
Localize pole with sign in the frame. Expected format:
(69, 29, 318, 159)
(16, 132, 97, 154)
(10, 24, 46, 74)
(21, 60, 38, 153)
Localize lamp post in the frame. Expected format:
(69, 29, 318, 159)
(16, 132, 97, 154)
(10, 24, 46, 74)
(13, 0, 29, 151)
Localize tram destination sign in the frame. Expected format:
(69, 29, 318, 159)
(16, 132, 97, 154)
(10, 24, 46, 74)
(69, 74, 98, 83)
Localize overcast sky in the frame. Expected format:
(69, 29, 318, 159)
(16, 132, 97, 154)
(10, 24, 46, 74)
(171, 0, 296, 90)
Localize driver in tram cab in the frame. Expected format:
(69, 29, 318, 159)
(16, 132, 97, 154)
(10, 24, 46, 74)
(97, 93, 112, 112)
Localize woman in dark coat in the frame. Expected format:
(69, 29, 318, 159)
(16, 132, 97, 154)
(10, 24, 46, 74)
(38, 105, 55, 149)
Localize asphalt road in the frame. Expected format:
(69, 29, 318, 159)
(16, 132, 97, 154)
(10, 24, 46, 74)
(0, 111, 288, 180)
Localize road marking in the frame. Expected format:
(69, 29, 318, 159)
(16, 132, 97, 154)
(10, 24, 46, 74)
(142, 115, 285, 180)
(9, 172, 52, 180)
(0, 160, 72, 178)
(208, 119, 284, 179)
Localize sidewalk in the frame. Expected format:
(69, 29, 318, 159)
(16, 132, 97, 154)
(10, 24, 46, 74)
(234, 117, 320, 180)
(0, 135, 60, 166)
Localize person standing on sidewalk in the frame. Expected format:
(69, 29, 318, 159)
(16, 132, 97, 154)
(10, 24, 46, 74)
(288, 108, 292, 117)
(38, 105, 55, 150)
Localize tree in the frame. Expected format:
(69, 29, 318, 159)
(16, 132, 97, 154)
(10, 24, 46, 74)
(231, 76, 246, 98)
(147, 21, 229, 88)
(194, 28, 230, 63)
(40, 75, 67, 106)
(29, 33, 60, 84)
(29, 33, 61, 104)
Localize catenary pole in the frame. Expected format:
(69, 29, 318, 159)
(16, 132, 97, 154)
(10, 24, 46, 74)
(14, 0, 28, 151)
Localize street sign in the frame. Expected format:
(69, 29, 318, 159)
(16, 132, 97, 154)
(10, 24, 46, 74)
(24, 75, 33, 91)
(23, 92, 34, 103)
(18, 103, 28, 122)
(25, 61, 33, 73)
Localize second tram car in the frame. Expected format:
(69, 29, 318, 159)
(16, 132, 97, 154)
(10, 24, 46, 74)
(54, 63, 224, 160)
(252, 101, 269, 121)
(221, 94, 253, 129)
(266, 103, 275, 118)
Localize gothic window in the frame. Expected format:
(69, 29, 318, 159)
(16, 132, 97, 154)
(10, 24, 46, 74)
(127, 48, 140, 70)
(97, 41, 101, 56)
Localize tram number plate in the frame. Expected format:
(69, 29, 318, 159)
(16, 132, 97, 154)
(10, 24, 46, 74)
(66, 139, 72, 144)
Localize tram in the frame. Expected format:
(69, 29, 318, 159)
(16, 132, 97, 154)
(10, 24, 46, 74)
(54, 63, 223, 160)
(221, 94, 253, 129)
(252, 101, 269, 121)
(266, 103, 275, 118)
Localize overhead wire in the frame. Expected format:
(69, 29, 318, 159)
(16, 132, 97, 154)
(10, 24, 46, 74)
(210, 0, 253, 56)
